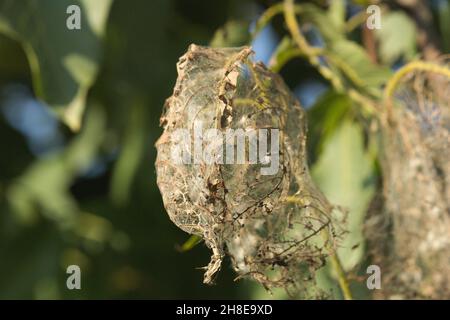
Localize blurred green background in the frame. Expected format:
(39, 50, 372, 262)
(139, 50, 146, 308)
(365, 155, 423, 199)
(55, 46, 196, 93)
(0, 0, 448, 299)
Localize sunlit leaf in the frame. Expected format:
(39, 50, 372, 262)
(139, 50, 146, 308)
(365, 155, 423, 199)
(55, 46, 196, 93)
(110, 99, 147, 207)
(299, 4, 343, 42)
(327, 39, 392, 91)
(375, 11, 416, 65)
(6, 103, 106, 224)
(327, 0, 346, 32)
(312, 120, 376, 271)
(178, 235, 202, 252)
(307, 91, 351, 161)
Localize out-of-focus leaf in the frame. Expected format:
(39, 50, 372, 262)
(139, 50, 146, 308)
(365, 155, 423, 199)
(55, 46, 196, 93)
(6, 103, 106, 225)
(178, 235, 202, 252)
(298, 4, 390, 93)
(312, 120, 376, 271)
(299, 4, 344, 42)
(327, 39, 392, 91)
(110, 99, 147, 207)
(210, 20, 251, 48)
(74, 212, 113, 244)
(268, 36, 297, 72)
(307, 91, 351, 161)
(375, 11, 416, 65)
(0, 0, 113, 130)
(327, 0, 346, 32)
(79, 0, 113, 37)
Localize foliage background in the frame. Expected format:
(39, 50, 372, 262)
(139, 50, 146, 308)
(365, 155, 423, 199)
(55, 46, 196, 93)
(0, 0, 448, 299)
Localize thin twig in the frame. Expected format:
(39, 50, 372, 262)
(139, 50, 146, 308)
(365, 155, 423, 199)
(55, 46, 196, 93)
(321, 229, 353, 300)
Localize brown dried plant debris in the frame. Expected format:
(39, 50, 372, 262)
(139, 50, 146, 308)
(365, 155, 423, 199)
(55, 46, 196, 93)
(155, 45, 340, 295)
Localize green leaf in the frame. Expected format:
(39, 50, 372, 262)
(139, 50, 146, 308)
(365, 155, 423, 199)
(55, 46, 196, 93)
(267, 36, 298, 72)
(311, 120, 376, 271)
(110, 98, 147, 207)
(327, 39, 392, 91)
(375, 11, 416, 64)
(327, 0, 346, 32)
(298, 4, 390, 92)
(307, 91, 351, 162)
(0, 0, 112, 130)
(6, 103, 106, 225)
(178, 235, 202, 252)
(299, 4, 343, 42)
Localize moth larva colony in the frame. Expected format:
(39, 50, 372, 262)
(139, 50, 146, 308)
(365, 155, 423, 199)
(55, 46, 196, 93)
(155, 45, 335, 294)
(367, 66, 450, 299)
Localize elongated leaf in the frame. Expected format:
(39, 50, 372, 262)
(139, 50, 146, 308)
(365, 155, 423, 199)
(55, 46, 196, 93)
(297, 4, 391, 92)
(178, 235, 202, 252)
(307, 91, 351, 161)
(312, 120, 376, 271)
(7, 103, 106, 224)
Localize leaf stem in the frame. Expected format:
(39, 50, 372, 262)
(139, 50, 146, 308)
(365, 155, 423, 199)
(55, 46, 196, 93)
(252, 2, 304, 40)
(345, 10, 368, 33)
(282, 0, 377, 115)
(384, 60, 450, 107)
(321, 229, 353, 300)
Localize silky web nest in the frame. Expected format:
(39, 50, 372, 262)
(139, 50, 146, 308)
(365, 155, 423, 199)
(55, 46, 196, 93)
(366, 62, 450, 299)
(155, 45, 336, 293)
